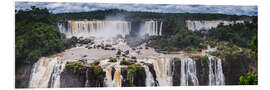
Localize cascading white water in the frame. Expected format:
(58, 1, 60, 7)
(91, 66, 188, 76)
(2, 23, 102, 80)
(143, 20, 163, 36)
(84, 68, 89, 87)
(58, 20, 131, 38)
(101, 59, 122, 87)
(208, 55, 225, 85)
(186, 20, 246, 31)
(180, 57, 199, 86)
(104, 68, 113, 87)
(112, 66, 122, 87)
(144, 65, 155, 87)
(152, 57, 173, 86)
(28, 57, 66, 88)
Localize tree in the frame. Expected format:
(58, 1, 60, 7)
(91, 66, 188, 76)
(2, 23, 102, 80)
(239, 72, 258, 85)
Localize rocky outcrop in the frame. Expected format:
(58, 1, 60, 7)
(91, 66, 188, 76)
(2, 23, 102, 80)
(172, 58, 181, 86)
(193, 56, 209, 85)
(60, 62, 105, 87)
(121, 64, 146, 87)
(15, 65, 32, 88)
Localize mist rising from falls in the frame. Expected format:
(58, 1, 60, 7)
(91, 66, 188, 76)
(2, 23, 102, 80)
(180, 57, 199, 86)
(28, 57, 66, 88)
(58, 20, 131, 39)
(208, 56, 225, 85)
(58, 20, 163, 40)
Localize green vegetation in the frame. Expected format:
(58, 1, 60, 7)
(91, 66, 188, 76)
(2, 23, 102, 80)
(249, 35, 258, 58)
(120, 59, 134, 65)
(108, 57, 117, 62)
(15, 6, 67, 68)
(55, 9, 252, 22)
(239, 72, 258, 85)
(207, 18, 257, 48)
(66, 62, 81, 73)
(147, 24, 203, 52)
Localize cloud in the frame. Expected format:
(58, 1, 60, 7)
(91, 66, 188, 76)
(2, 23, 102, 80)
(15, 2, 257, 16)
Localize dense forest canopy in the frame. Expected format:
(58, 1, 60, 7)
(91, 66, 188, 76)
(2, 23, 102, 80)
(15, 6, 67, 68)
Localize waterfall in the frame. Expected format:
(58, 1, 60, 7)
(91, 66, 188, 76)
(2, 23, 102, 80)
(152, 57, 173, 86)
(84, 68, 89, 87)
(58, 20, 131, 38)
(143, 20, 163, 36)
(104, 68, 113, 87)
(112, 67, 122, 87)
(180, 57, 199, 86)
(186, 20, 246, 31)
(144, 65, 155, 87)
(104, 66, 122, 87)
(208, 56, 225, 85)
(159, 22, 163, 36)
(28, 57, 66, 88)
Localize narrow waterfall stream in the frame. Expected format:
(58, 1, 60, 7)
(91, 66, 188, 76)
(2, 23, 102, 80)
(208, 56, 225, 85)
(112, 66, 122, 87)
(144, 65, 155, 87)
(180, 57, 199, 86)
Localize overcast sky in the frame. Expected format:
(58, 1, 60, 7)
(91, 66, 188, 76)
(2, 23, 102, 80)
(15, 2, 257, 16)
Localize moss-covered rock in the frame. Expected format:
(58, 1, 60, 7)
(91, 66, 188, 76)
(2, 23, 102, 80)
(60, 61, 105, 87)
(121, 64, 146, 87)
(192, 55, 209, 85)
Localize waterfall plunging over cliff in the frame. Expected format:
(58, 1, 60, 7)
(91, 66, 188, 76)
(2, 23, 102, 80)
(186, 20, 246, 31)
(144, 65, 155, 87)
(28, 57, 66, 88)
(180, 57, 199, 86)
(58, 20, 163, 38)
(142, 20, 163, 36)
(58, 20, 131, 38)
(208, 56, 225, 85)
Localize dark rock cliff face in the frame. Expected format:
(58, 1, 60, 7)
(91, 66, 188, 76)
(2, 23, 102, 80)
(222, 55, 257, 85)
(15, 65, 32, 88)
(172, 58, 181, 86)
(60, 62, 105, 87)
(147, 64, 158, 86)
(121, 65, 146, 87)
(194, 56, 209, 85)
